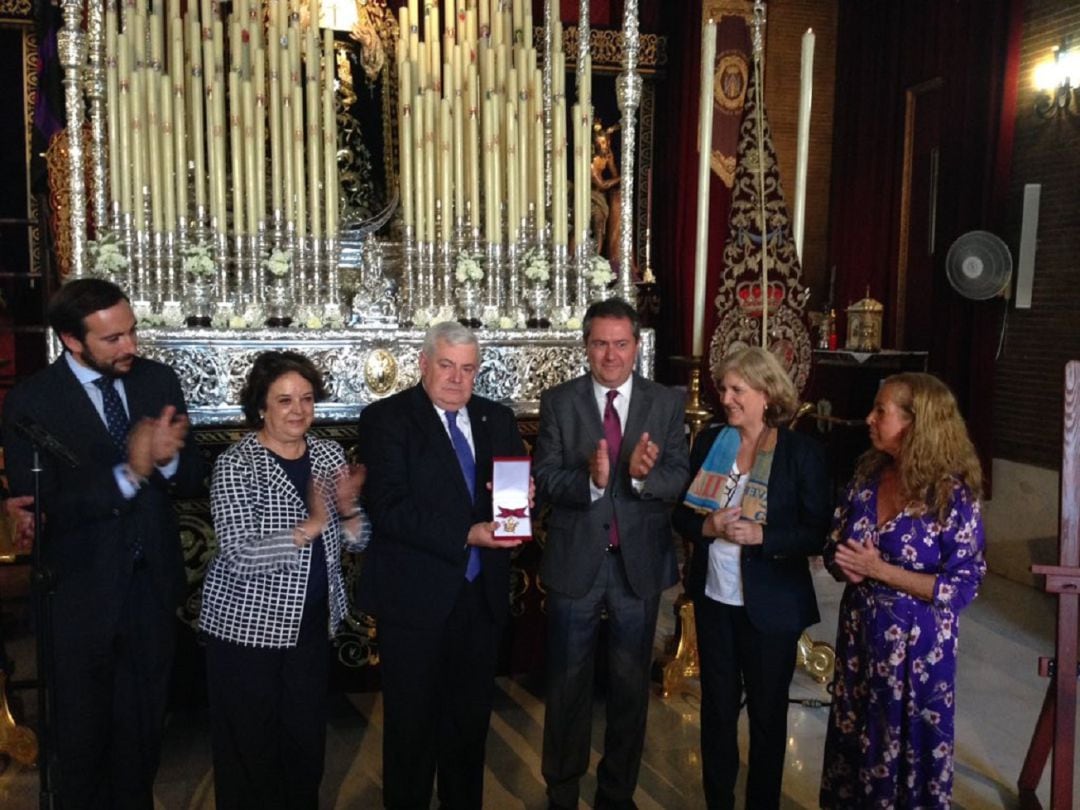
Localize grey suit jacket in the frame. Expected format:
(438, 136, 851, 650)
(534, 373, 689, 600)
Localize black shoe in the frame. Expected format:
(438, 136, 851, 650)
(594, 795, 638, 810)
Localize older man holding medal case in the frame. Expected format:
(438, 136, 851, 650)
(357, 321, 532, 810)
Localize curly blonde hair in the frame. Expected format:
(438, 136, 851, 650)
(854, 372, 983, 518)
(714, 346, 799, 426)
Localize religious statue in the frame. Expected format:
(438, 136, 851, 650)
(590, 120, 636, 279)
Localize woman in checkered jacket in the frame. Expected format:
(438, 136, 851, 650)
(199, 351, 370, 810)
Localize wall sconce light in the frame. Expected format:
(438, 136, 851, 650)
(1034, 37, 1080, 119)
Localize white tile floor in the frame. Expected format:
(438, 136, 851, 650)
(0, 567, 1073, 808)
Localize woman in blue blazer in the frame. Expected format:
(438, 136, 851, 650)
(673, 347, 830, 810)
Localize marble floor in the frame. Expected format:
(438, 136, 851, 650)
(0, 567, 1073, 809)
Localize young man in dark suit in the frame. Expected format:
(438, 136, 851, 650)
(357, 321, 528, 810)
(2, 278, 202, 810)
(535, 298, 690, 810)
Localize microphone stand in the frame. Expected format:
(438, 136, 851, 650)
(13, 418, 79, 810)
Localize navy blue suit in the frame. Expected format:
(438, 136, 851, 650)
(2, 355, 203, 810)
(357, 383, 525, 809)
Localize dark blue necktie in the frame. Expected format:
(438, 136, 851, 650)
(93, 376, 130, 455)
(445, 410, 481, 581)
(94, 376, 143, 560)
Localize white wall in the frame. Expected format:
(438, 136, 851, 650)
(983, 458, 1060, 587)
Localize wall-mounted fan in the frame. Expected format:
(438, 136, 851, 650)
(945, 230, 1013, 300)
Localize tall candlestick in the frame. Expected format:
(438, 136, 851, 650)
(692, 19, 717, 357)
(793, 27, 814, 263)
(170, 23, 188, 224)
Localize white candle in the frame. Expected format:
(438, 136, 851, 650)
(399, 62, 414, 229)
(290, 21, 306, 236)
(159, 73, 176, 232)
(106, 9, 120, 215)
(424, 88, 437, 242)
(211, 19, 227, 231)
(571, 101, 582, 249)
(130, 68, 146, 232)
(229, 69, 246, 234)
(692, 20, 717, 357)
(117, 32, 132, 216)
(306, 24, 322, 238)
(188, 12, 206, 220)
(506, 99, 518, 243)
(439, 97, 452, 243)
(324, 29, 338, 237)
(481, 95, 493, 241)
(531, 69, 544, 235)
(254, 38, 267, 227)
(552, 96, 566, 246)
(466, 73, 480, 229)
(793, 27, 814, 263)
(412, 83, 426, 240)
(452, 47, 465, 222)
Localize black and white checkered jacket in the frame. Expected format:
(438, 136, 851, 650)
(199, 431, 371, 648)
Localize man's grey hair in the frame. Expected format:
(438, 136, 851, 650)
(421, 320, 481, 359)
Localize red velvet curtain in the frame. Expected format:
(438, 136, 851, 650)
(826, 0, 1021, 481)
(650, 5, 733, 385)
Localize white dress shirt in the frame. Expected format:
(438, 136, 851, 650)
(588, 376, 645, 501)
(432, 402, 476, 457)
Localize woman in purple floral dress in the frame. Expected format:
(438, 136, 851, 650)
(819, 373, 986, 809)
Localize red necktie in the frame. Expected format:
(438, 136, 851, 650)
(604, 390, 622, 547)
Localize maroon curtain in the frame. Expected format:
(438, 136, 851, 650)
(826, 0, 1019, 483)
(650, 5, 734, 386)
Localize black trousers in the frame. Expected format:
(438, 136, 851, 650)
(51, 566, 176, 810)
(377, 576, 500, 810)
(695, 597, 800, 810)
(542, 552, 661, 809)
(205, 601, 330, 810)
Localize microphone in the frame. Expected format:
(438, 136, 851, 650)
(13, 416, 81, 468)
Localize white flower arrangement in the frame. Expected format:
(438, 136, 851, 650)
(160, 302, 185, 328)
(412, 307, 435, 328)
(88, 234, 129, 276)
(228, 314, 248, 329)
(181, 242, 215, 278)
(522, 248, 551, 284)
(498, 315, 516, 330)
(262, 248, 293, 278)
(587, 254, 615, 288)
(560, 315, 583, 331)
(454, 253, 484, 284)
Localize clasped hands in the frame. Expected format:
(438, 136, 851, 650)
(589, 432, 660, 490)
(702, 506, 763, 546)
(293, 464, 366, 547)
(831, 536, 883, 584)
(466, 477, 537, 549)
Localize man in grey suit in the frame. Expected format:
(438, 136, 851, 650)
(535, 298, 689, 810)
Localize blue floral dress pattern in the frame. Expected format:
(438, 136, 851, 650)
(819, 477, 986, 809)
